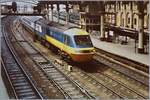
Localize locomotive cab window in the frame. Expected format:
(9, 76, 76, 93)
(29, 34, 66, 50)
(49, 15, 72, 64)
(64, 35, 74, 47)
(74, 35, 93, 48)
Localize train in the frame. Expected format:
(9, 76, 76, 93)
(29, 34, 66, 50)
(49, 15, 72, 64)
(20, 16, 95, 62)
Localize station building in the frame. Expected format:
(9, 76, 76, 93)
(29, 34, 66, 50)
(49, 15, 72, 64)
(76, 1, 149, 54)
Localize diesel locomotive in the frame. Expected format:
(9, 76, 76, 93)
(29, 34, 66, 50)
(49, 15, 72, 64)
(21, 16, 95, 62)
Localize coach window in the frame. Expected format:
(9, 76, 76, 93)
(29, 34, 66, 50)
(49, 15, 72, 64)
(64, 35, 67, 45)
(49, 31, 53, 37)
(67, 36, 74, 47)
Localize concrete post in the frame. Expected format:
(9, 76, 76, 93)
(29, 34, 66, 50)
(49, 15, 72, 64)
(66, 4, 69, 25)
(51, 4, 53, 21)
(138, 17, 144, 53)
(84, 17, 87, 31)
(47, 4, 49, 21)
(100, 14, 105, 41)
(99, 2, 105, 41)
(137, 1, 144, 53)
(131, 12, 133, 28)
(57, 4, 60, 23)
(124, 5, 127, 27)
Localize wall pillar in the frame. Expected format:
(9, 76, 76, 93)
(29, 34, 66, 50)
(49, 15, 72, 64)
(100, 14, 105, 41)
(137, 1, 144, 53)
(51, 4, 54, 21)
(138, 17, 144, 53)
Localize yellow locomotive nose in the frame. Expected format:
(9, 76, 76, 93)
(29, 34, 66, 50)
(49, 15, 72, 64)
(70, 48, 95, 62)
(70, 53, 94, 62)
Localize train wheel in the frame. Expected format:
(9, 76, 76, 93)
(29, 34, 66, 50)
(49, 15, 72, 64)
(42, 39, 46, 46)
(66, 55, 72, 63)
(33, 34, 37, 42)
(45, 42, 50, 49)
(40, 38, 44, 45)
(62, 53, 71, 62)
(58, 50, 63, 60)
(51, 46, 58, 54)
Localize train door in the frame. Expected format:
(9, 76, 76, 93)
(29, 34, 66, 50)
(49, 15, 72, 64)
(63, 35, 73, 53)
(62, 35, 68, 51)
(61, 35, 72, 60)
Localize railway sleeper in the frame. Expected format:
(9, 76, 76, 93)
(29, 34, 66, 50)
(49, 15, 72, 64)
(15, 85, 31, 90)
(8, 69, 20, 73)
(9, 73, 23, 77)
(42, 66, 53, 70)
(61, 84, 73, 88)
(57, 80, 69, 84)
(69, 90, 80, 95)
(48, 72, 61, 76)
(11, 76, 25, 80)
(13, 82, 29, 86)
(17, 88, 33, 93)
(51, 75, 63, 78)
(53, 77, 66, 81)
(18, 92, 36, 98)
(46, 69, 57, 72)
(22, 95, 38, 99)
(65, 87, 76, 91)
(71, 94, 84, 99)
(12, 79, 26, 83)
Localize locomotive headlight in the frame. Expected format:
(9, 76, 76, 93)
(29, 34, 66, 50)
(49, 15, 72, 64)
(75, 50, 81, 53)
(92, 49, 96, 52)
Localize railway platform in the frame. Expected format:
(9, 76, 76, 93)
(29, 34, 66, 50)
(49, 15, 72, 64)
(0, 75, 9, 99)
(91, 36, 149, 66)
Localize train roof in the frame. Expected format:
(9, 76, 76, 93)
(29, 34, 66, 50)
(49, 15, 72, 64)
(64, 28, 89, 37)
(22, 16, 89, 36)
(47, 22, 70, 31)
(22, 16, 42, 23)
(47, 22, 88, 36)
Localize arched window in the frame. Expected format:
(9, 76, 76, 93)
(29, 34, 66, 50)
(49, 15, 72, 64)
(134, 18, 137, 25)
(120, 12, 124, 26)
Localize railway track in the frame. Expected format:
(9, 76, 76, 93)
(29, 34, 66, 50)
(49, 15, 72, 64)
(1, 18, 43, 99)
(12, 16, 149, 99)
(94, 50, 149, 86)
(95, 48, 148, 73)
(53, 60, 148, 99)
(55, 13, 149, 85)
(7, 17, 96, 99)
(77, 69, 147, 99)
(57, 15, 149, 98)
